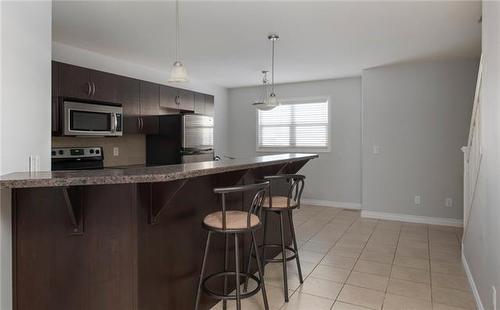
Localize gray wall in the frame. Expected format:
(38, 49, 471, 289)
(362, 59, 478, 220)
(463, 2, 500, 309)
(227, 78, 362, 205)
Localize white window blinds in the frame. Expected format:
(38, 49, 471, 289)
(257, 99, 329, 151)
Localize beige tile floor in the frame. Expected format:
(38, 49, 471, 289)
(212, 205, 475, 310)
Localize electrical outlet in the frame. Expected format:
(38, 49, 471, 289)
(445, 198, 453, 208)
(493, 286, 497, 310)
(113, 147, 119, 156)
(414, 195, 421, 206)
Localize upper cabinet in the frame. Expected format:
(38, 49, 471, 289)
(90, 70, 118, 103)
(140, 81, 160, 116)
(59, 62, 119, 103)
(53, 61, 214, 136)
(160, 85, 195, 112)
(194, 93, 214, 116)
(117, 76, 140, 115)
(60, 63, 91, 99)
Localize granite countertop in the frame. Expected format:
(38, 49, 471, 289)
(0, 153, 318, 189)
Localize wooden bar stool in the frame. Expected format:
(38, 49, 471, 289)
(194, 182, 270, 310)
(245, 174, 305, 302)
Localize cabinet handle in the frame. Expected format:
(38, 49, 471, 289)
(137, 117, 141, 131)
(91, 82, 96, 97)
(140, 117, 144, 131)
(175, 95, 180, 105)
(86, 82, 92, 97)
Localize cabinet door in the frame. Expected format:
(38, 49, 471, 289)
(140, 81, 160, 116)
(60, 63, 91, 99)
(90, 70, 118, 103)
(194, 93, 205, 114)
(204, 95, 215, 116)
(123, 116, 141, 134)
(159, 85, 178, 110)
(117, 76, 140, 116)
(178, 89, 194, 112)
(52, 62, 60, 133)
(140, 116, 159, 135)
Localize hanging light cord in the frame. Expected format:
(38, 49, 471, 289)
(271, 39, 275, 94)
(175, 0, 180, 61)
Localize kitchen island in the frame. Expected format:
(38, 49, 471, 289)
(0, 153, 317, 310)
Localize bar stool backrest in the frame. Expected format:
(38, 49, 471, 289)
(264, 174, 306, 209)
(213, 181, 270, 230)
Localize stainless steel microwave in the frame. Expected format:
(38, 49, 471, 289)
(63, 101, 123, 136)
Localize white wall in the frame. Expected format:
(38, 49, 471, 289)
(0, 1, 52, 309)
(227, 78, 362, 206)
(52, 42, 229, 156)
(462, 2, 500, 309)
(362, 59, 478, 221)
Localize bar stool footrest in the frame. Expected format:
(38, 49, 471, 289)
(202, 271, 262, 300)
(256, 244, 298, 263)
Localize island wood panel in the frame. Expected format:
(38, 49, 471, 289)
(14, 184, 138, 310)
(13, 163, 305, 310)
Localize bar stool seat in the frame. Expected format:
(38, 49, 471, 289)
(194, 182, 270, 310)
(262, 196, 298, 209)
(203, 211, 260, 230)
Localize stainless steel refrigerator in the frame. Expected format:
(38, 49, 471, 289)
(146, 114, 214, 165)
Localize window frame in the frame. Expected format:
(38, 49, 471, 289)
(255, 96, 331, 153)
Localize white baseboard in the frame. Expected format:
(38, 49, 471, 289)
(462, 249, 485, 310)
(361, 210, 463, 227)
(301, 198, 361, 210)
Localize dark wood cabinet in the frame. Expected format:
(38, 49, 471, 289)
(159, 85, 178, 110)
(178, 89, 195, 111)
(51, 62, 60, 133)
(140, 81, 160, 116)
(160, 86, 195, 112)
(193, 93, 214, 116)
(90, 70, 118, 103)
(60, 63, 91, 99)
(194, 93, 205, 114)
(52, 61, 214, 136)
(117, 76, 140, 115)
(205, 95, 215, 116)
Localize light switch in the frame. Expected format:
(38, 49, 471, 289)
(414, 195, 421, 206)
(372, 145, 381, 154)
(113, 147, 119, 156)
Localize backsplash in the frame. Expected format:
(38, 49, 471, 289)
(52, 135, 146, 167)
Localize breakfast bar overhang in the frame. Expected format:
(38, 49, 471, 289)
(0, 153, 317, 310)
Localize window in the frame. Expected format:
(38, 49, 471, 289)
(257, 98, 329, 152)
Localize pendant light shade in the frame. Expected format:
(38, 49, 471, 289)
(169, 0, 189, 82)
(253, 34, 280, 110)
(169, 61, 189, 82)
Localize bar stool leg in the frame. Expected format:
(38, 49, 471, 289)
(279, 212, 289, 302)
(287, 210, 304, 283)
(252, 230, 269, 310)
(243, 234, 254, 292)
(234, 233, 242, 310)
(223, 235, 229, 310)
(194, 231, 212, 310)
(261, 212, 268, 275)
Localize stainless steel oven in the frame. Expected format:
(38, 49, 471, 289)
(63, 101, 123, 136)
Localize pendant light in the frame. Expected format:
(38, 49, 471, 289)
(253, 34, 280, 110)
(252, 71, 276, 111)
(168, 0, 189, 82)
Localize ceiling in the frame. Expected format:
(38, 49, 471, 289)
(53, 1, 481, 88)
